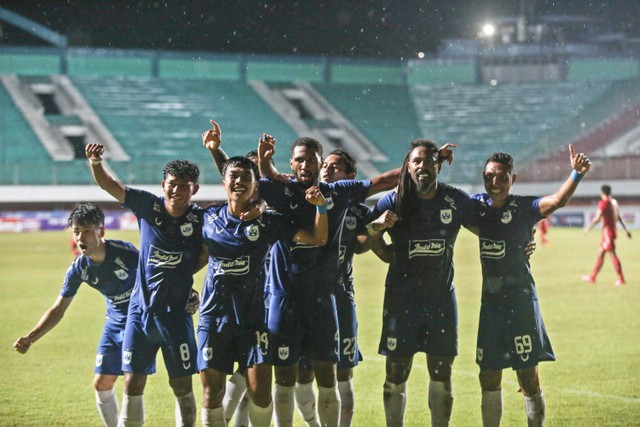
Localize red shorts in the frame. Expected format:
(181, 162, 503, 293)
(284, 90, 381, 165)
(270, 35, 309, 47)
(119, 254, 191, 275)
(600, 227, 617, 251)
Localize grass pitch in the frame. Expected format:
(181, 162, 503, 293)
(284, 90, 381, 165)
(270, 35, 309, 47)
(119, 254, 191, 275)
(1, 227, 638, 426)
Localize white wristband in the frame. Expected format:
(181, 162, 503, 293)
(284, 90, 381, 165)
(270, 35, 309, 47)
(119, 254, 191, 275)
(90, 159, 102, 166)
(366, 222, 379, 236)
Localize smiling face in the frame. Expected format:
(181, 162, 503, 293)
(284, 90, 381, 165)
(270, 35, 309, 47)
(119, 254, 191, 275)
(71, 221, 105, 258)
(408, 145, 440, 195)
(162, 174, 199, 215)
(483, 161, 516, 207)
(223, 164, 257, 205)
(290, 145, 321, 187)
(321, 153, 355, 183)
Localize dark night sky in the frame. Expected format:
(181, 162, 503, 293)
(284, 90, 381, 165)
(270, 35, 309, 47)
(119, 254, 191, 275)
(1, 1, 640, 59)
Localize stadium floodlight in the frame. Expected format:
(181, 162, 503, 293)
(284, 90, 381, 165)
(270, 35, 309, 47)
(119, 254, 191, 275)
(481, 23, 496, 38)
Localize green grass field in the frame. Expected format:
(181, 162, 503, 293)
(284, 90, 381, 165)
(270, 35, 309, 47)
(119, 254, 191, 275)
(1, 227, 638, 426)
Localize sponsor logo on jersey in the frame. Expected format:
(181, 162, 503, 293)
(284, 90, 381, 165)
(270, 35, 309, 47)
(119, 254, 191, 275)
(95, 353, 103, 367)
(278, 346, 289, 360)
(477, 347, 483, 361)
(114, 257, 128, 270)
(154, 217, 163, 226)
(147, 245, 183, 268)
(345, 214, 357, 230)
(180, 223, 193, 236)
(110, 289, 132, 306)
(440, 209, 452, 224)
(91, 277, 99, 285)
(339, 245, 346, 264)
(387, 337, 397, 351)
(245, 224, 260, 241)
(114, 269, 129, 280)
(501, 210, 512, 224)
(203, 347, 213, 361)
(408, 239, 446, 258)
(479, 238, 506, 259)
(216, 255, 250, 276)
(290, 242, 317, 252)
(444, 195, 457, 209)
(289, 201, 299, 210)
(123, 351, 132, 365)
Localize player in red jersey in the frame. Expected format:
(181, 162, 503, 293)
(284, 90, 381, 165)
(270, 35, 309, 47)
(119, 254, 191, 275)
(582, 185, 632, 286)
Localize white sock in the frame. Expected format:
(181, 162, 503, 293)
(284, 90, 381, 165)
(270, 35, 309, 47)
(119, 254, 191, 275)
(175, 391, 197, 427)
(201, 407, 225, 427)
(428, 380, 453, 427)
(248, 400, 273, 427)
(338, 380, 355, 427)
(481, 390, 502, 427)
(524, 390, 546, 427)
(118, 394, 145, 427)
(383, 381, 407, 427)
(224, 371, 247, 422)
(96, 388, 120, 427)
(295, 381, 320, 427)
(317, 385, 341, 427)
(273, 384, 295, 427)
(234, 394, 250, 427)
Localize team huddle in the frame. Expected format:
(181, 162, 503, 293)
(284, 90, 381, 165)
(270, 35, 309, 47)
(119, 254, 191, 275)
(14, 120, 593, 427)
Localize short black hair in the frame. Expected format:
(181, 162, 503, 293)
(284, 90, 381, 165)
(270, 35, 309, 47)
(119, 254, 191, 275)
(222, 156, 260, 181)
(290, 137, 323, 158)
(163, 160, 200, 183)
(326, 149, 357, 175)
(67, 203, 105, 228)
(485, 152, 514, 173)
(601, 184, 611, 196)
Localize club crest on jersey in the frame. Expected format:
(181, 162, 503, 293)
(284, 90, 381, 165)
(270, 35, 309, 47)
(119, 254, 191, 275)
(147, 245, 183, 268)
(325, 196, 334, 210)
(114, 269, 129, 280)
(216, 255, 250, 276)
(203, 347, 213, 361)
(440, 209, 452, 224)
(408, 239, 446, 258)
(387, 337, 397, 351)
(477, 348, 484, 361)
(95, 353, 103, 367)
(123, 351, 132, 365)
(345, 214, 357, 230)
(278, 346, 289, 360)
(180, 223, 193, 236)
(501, 210, 512, 224)
(479, 238, 506, 259)
(245, 224, 260, 241)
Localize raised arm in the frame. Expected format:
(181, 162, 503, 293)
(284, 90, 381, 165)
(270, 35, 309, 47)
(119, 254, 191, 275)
(85, 143, 126, 203)
(292, 185, 328, 246)
(258, 133, 279, 179)
(538, 144, 591, 218)
(202, 119, 229, 174)
(13, 296, 73, 354)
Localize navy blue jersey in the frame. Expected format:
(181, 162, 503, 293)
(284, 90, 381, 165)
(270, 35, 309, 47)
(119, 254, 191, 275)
(61, 239, 138, 327)
(472, 194, 542, 294)
(372, 184, 476, 295)
(259, 179, 370, 297)
(200, 205, 297, 326)
(123, 187, 204, 313)
(338, 203, 372, 298)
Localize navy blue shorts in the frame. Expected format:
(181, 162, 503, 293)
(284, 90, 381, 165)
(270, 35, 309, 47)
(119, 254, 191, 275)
(476, 286, 555, 370)
(197, 320, 268, 374)
(121, 308, 197, 378)
(268, 292, 339, 366)
(378, 288, 458, 358)
(95, 321, 125, 375)
(336, 291, 362, 369)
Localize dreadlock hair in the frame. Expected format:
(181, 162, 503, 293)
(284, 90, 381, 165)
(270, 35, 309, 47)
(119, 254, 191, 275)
(484, 152, 514, 173)
(327, 149, 357, 175)
(222, 156, 260, 181)
(67, 202, 105, 228)
(396, 138, 440, 222)
(163, 159, 200, 183)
